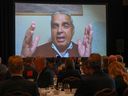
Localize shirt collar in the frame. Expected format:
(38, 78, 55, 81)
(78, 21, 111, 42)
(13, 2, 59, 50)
(51, 42, 73, 57)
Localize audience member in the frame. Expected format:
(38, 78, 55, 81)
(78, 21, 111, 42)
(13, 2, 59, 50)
(35, 57, 54, 88)
(108, 55, 117, 64)
(75, 53, 115, 96)
(61, 58, 81, 88)
(0, 55, 39, 96)
(62, 58, 81, 78)
(57, 60, 66, 83)
(0, 57, 8, 81)
(102, 56, 109, 73)
(108, 61, 128, 96)
(80, 60, 90, 78)
(23, 57, 38, 82)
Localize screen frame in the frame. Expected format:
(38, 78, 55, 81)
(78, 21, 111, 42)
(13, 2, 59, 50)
(14, 0, 109, 57)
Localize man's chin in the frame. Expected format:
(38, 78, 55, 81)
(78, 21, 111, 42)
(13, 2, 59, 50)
(57, 45, 67, 48)
(56, 44, 68, 50)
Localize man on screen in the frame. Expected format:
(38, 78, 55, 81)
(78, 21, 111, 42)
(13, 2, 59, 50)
(21, 12, 93, 57)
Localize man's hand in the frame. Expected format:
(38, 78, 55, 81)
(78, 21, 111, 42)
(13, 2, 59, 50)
(21, 21, 40, 57)
(77, 24, 93, 57)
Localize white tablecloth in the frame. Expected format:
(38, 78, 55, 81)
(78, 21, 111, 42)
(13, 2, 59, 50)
(39, 88, 76, 96)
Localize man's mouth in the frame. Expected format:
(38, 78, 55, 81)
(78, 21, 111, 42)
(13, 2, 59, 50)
(56, 36, 65, 42)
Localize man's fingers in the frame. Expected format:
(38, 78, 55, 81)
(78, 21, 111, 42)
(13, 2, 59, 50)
(84, 24, 93, 44)
(77, 39, 86, 49)
(77, 39, 82, 46)
(89, 30, 93, 44)
(21, 22, 37, 57)
(31, 36, 40, 53)
(77, 24, 93, 57)
(87, 24, 92, 33)
(84, 24, 92, 35)
(24, 22, 36, 46)
(30, 21, 36, 31)
(77, 39, 86, 57)
(26, 22, 36, 36)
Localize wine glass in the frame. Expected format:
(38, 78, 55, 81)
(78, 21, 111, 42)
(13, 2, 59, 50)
(64, 83, 70, 94)
(58, 82, 63, 91)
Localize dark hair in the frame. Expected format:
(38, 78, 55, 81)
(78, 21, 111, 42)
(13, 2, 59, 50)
(87, 53, 102, 71)
(87, 61, 101, 71)
(65, 58, 74, 70)
(8, 55, 24, 73)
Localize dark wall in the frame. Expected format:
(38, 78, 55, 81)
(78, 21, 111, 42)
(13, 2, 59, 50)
(123, 6, 128, 65)
(0, 0, 15, 64)
(0, 0, 127, 64)
(107, 0, 124, 55)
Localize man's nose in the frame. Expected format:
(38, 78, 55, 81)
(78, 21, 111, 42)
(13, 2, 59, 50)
(57, 26, 63, 34)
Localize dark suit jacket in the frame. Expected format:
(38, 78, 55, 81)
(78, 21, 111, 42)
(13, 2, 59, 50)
(0, 76, 39, 96)
(75, 71, 115, 96)
(61, 69, 82, 88)
(62, 69, 81, 80)
(32, 42, 80, 57)
(115, 76, 128, 96)
(37, 67, 54, 88)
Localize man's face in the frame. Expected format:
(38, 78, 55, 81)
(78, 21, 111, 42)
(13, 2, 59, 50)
(51, 13, 74, 51)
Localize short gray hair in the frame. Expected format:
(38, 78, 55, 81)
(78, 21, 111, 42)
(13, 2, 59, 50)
(51, 11, 74, 28)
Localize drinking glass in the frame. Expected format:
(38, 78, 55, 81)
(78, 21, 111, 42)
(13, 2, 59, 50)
(64, 83, 70, 94)
(58, 82, 63, 91)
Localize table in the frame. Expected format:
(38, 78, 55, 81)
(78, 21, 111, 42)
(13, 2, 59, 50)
(39, 87, 76, 96)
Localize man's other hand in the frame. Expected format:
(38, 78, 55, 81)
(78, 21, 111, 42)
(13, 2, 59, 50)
(21, 21, 40, 57)
(78, 24, 93, 57)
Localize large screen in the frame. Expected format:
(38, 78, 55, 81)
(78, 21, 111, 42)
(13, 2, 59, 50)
(15, 3, 106, 57)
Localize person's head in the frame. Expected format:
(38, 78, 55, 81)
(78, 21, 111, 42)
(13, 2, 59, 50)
(23, 57, 33, 66)
(81, 60, 90, 75)
(8, 55, 24, 75)
(33, 57, 46, 73)
(46, 58, 55, 70)
(57, 64, 65, 72)
(108, 61, 126, 79)
(51, 12, 74, 52)
(89, 53, 102, 63)
(86, 53, 102, 74)
(65, 58, 75, 70)
(108, 55, 117, 64)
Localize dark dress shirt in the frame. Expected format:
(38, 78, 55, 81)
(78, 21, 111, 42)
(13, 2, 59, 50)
(36, 67, 54, 88)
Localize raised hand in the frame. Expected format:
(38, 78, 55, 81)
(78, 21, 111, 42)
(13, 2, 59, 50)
(77, 24, 93, 57)
(21, 21, 40, 57)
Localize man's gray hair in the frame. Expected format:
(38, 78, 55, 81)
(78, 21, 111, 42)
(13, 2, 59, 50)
(51, 11, 74, 28)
